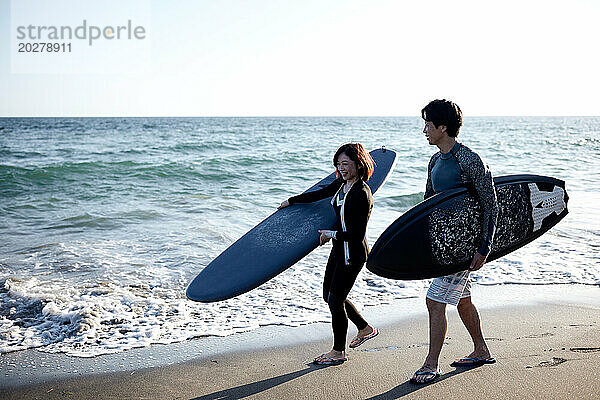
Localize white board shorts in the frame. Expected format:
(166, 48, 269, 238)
(426, 270, 471, 306)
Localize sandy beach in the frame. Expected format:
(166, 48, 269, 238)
(2, 284, 599, 400)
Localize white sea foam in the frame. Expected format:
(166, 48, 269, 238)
(2, 210, 596, 358)
(0, 238, 428, 357)
(2, 191, 598, 358)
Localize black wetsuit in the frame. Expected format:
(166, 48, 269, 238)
(289, 177, 372, 351)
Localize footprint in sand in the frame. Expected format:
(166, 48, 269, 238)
(570, 347, 600, 353)
(526, 357, 569, 369)
(517, 332, 554, 340)
(526, 357, 568, 368)
(362, 346, 403, 353)
(538, 357, 567, 367)
(362, 342, 450, 352)
(407, 343, 434, 349)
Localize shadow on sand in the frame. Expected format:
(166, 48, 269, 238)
(366, 366, 479, 399)
(190, 364, 323, 400)
(191, 363, 479, 400)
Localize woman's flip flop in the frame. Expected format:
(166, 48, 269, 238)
(313, 354, 348, 365)
(349, 327, 380, 348)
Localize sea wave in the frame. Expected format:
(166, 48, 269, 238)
(0, 161, 241, 192)
(377, 192, 424, 211)
(0, 252, 428, 357)
(1, 116, 599, 357)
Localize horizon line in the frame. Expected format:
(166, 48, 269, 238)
(1, 115, 599, 119)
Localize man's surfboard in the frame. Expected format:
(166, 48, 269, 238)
(366, 174, 568, 280)
(187, 147, 397, 302)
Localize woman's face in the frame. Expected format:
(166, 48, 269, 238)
(336, 153, 358, 182)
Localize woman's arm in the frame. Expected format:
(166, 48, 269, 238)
(288, 178, 343, 205)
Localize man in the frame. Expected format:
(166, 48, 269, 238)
(411, 99, 498, 384)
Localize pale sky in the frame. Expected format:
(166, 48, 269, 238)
(1, 0, 598, 117)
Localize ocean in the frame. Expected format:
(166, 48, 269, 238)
(1, 116, 598, 357)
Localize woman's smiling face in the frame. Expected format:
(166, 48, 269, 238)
(336, 153, 358, 182)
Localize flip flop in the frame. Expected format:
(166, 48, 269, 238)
(450, 356, 496, 367)
(313, 354, 348, 365)
(410, 367, 441, 384)
(349, 327, 380, 348)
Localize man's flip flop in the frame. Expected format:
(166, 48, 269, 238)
(410, 367, 441, 384)
(313, 354, 348, 365)
(450, 356, 496, 367)
(349, 327, 380, 348)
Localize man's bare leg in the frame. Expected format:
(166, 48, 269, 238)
(412, 297, 447, 383)
(456, 296, 491, 359)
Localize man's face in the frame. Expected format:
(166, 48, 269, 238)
(423, 120, 447, 145)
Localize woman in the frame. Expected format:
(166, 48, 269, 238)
(278, 143, 380, 365)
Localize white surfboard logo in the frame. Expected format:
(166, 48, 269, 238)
(529, 183, 566, 232)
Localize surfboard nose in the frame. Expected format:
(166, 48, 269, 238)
(186, 274, 232, 302)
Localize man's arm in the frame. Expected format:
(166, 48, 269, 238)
(459, 149, 498, 270)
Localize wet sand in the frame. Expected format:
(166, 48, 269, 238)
(2, 284, 599, 399)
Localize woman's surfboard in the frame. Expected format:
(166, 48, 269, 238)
(186, 147, 397, 302)
(366, 174, 569, 280)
